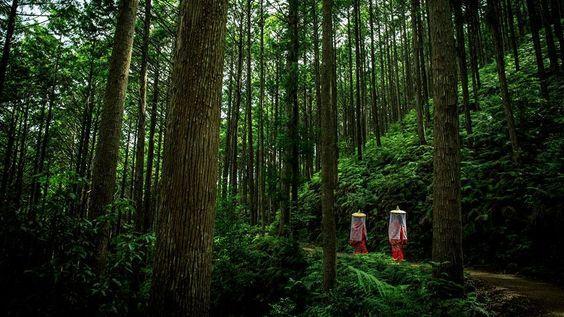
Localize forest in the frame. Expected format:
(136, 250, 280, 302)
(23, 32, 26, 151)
(0, 0, 563, 315)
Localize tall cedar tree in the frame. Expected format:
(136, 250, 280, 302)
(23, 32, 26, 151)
(149, 0, 228, 315)
(89, 0, 139, 270)
(428, 0, 464, 285)
(525, 0, 550, 99)
(453, 1, 473, 135)
(320, 0, 337, 290)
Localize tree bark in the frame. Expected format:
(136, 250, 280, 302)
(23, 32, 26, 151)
(88, 0, 139, 270)
(149, 0, 228, 315)
(320, 0, 337, 291)
(428, 0, 464, 286)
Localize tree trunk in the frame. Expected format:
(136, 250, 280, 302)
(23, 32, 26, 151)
(312, 0, 322, 171)
(88, 0, 139, 270)
(428, 0, 464, 286)
(0, 0, 18, 102)
(353, 0, 363, 160)
(487, 0, 520, 161)
(540, 0, 560, 72)
(506, 0, 521, 71)
(412, 0, 427, 144)
(245, 0, 256, 224)
(134, 0, 152, 232)
(453, 2, 473, 135)
(258, 0, 266, 227)
(149, 0, 228, 315)
(320, 0, 337, 291)
(280, 0, 299, 236)
(368, 0, 381, 146)
(525, 0, 550, 99)
(143, 45, 160, 231)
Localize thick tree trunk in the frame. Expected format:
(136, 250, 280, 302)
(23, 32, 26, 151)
(428, 0, 464, 286)
(487, 0, 520, 161)
(320, 0, 337, 291)
(149, 0, 228, 315)
(88, 0, 139, 270)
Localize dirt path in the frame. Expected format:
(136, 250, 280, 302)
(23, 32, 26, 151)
(467, 269, 564, 317)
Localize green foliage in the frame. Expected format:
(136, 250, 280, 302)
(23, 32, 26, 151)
(272, 252, 489, 317)
(1, 174, 153, 316)
(298, 38, 564, 284)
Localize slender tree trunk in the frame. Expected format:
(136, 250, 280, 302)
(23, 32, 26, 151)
(312, 0, 322, 171)
(89, 0, 139, 270)
(550, 0, 564, 65)
(428, 0, 464, 286)
(368, 0, 381, 146)
(540, 0, 560, 72)
(487, 0, 520, 161)
(258, 0, 266, 227)
(133, 0, 152, 232)
(149, 0, 228, 315)
(0, 0, 18, 101)
(412, 0, 427, 144)
(320, 0, 337, 291)
(506, 0, 521, 71)
(280, 0, 299, 236)
(353, 0, 363, 160)
(245, 0, 256, 224)
(453, 2, 473, 135)
(143, 46, 160, 231)
(230, 5, 245, 197)
(526, 0, 550, 99)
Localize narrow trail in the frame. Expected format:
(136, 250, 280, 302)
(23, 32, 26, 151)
(467, 269, 564, 317)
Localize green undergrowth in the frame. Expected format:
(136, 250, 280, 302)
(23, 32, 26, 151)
(210, 219, 489, 316)
(296, 38, 564, 283)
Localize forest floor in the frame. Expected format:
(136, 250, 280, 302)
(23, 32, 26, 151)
(303, 246, 564, 316)
(468, 269, 564, 317)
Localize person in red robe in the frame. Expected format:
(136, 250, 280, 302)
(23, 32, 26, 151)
(389, 207, 407, 262)
(349, 212, 368, 254)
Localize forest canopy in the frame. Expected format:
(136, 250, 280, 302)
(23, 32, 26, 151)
(0, 0, 563, 316)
